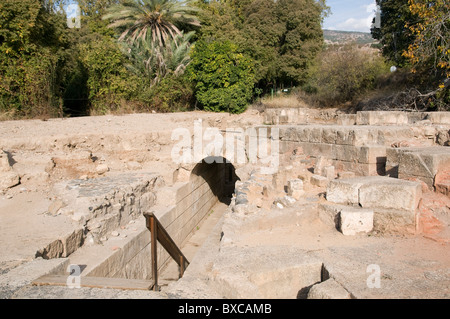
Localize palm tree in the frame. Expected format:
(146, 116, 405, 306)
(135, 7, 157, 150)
(103, 0, 200, 48)
(123, 31, 195, 85)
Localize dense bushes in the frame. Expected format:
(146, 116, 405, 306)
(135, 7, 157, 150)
(187, 40, 255, 114)
(0, 0, 69, 118)
(305, 45, 390, 106)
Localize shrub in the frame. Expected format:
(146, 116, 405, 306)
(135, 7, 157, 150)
(139, 74, 195, 112)
(307, 45, 390, 106)
(78, 36, 141, 114)
(187, 40, 256, 114)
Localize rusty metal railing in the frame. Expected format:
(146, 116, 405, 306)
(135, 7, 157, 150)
(144, 211, 190, 291)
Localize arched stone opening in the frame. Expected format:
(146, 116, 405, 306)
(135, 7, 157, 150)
(190, 156, 240, 205)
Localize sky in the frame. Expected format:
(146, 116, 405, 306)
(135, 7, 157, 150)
(323, 0, 378, 33)
(64, 0, 379, 33)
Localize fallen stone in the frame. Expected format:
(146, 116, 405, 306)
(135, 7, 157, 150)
(47, 199, 66, 216)
(95, 164, 109, 175)
(0, 150, 12, 172)
(307, 278, 352, 299)
(311, 175, 328, 187)
(339, 207, 374, 236)
(287, 179, 304, 200)
(0, 171, 20, 190)
(322, 166, 335, 180)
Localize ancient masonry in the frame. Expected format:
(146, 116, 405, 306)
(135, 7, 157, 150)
(0, 109, 449, 299)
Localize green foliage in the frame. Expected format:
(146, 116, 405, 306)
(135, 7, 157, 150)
(371, 0, 417, 67)
(102, 0, 200, 47)
(124, 31, 195, 86)
(78, 35, 141, 114)
(197, 0, 325, 90)
(307, 45, 390, 105)
(187, 40, 255, 113)
(0, 0, 69, 117)
(139, 74, 195, 112)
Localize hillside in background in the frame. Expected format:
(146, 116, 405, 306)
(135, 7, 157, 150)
(323, 29, 378, 45)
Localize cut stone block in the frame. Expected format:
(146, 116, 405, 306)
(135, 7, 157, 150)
(398, 147, 450, 188)
(336, 114, 356, 126)
(322, 166, 335, 180)
(0, 171, 20, 190)
(311, 174, 328, 187)
(318, 203, 348, 228)
(0, 150, 12, 172)
(358, 177, 422, 212)
(307, 278, 352, 299)
(337, 171, 356, 179)
(287, 179, 304, 200)
(326, 178, 367, 205)
(425, 112, 450, 125)
(356, 111, 409, 126)
(358, 146, 387, 164)
(339, 207, 374, 236)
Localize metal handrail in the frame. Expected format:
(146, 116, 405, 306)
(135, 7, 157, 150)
(144, 211, 190, 291)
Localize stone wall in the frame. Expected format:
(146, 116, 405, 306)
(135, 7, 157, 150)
(81, 159, 233, 280)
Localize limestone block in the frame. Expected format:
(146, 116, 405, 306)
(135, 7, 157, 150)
(318, 203, 347, 227)
(309, 127, 323, 143)
(333, 145, 358, 162)
(336, 114, 357, 126)
(302, 142, 334, 158)
(322, 166, 335, 180)
(287, 179, 304, 200)
(337, 171, 355, 179)
(425, 112, 450, 125)
(0, 171, 20, 190)
(326, 178, 366, 205)
(95, 164, 109, 175)
(297, 127, 311, 142)
(339, 207, 374, 236)
(307, 278, 352, 299)
(322, 127, 337, 144)
(314, 156, 329, 175)
(356, 111, 408, 126)
(311, 174, 328, 187)
(398, 148, 450, 188)
(62, 228, 84, 257)
(335, 127, 354, 145)
(358, 177, 422, 212)
(0, 150, 12, 172)
(358, 146, 387, 164)
(36, 239, 64, 259)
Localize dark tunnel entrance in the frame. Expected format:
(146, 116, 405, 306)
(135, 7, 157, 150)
(190, 156, 240, 205)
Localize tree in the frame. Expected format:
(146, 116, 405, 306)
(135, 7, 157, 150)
(187, 40, 255, 113)
(102, 0, 200, 47)
(0, 0, 70, 117)
(403, 0, 450, 81)
(371, 0, 418, 66)
(197, 0, 325, 90)
(124, 31, 195, 85)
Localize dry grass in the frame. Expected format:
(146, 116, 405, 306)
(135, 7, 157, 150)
(0, 109, 17, 122)
(259, 94, 310, 109)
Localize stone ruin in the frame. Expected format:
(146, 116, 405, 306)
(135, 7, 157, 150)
(0, 109, 449, 299)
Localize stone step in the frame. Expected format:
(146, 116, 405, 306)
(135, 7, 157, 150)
(325, 176, 422, 234)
